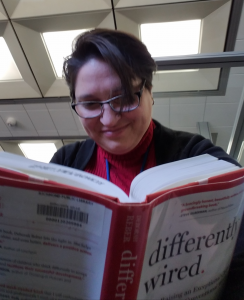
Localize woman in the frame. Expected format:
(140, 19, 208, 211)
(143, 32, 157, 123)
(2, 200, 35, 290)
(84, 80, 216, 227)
(51, 29, 243, 299)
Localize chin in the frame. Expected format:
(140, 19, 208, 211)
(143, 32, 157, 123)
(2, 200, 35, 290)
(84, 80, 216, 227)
(101, 142, 133, 155)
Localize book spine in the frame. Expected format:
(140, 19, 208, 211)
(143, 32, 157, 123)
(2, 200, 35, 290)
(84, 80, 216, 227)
(100, 204, 151, 300)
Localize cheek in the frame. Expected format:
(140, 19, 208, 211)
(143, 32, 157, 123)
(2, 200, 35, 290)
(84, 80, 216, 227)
(80, 119, 99, 136)
(135, 103, 152, 124)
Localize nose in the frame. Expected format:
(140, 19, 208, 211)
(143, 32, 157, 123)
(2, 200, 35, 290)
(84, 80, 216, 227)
(100, 103, 120, 126)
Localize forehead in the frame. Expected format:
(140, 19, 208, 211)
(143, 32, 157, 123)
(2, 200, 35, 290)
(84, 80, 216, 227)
(74, 58, 122, 96)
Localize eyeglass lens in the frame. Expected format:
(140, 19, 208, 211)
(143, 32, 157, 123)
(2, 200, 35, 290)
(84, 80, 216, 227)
(74, 94, 140, 118)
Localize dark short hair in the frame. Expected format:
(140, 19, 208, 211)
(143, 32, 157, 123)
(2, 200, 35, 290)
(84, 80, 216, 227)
(63, 28, 156, 106)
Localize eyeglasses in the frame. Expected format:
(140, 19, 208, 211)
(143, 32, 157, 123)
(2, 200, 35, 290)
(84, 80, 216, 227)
(71, 80, 146, 119)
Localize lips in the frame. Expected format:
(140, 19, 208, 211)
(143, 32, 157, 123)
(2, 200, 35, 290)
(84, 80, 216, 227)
(102, 124, 129, 137)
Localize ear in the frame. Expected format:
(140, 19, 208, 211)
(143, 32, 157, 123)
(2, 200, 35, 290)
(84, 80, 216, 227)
(148, 87, 154, 105)
(148, 85, 153, 93)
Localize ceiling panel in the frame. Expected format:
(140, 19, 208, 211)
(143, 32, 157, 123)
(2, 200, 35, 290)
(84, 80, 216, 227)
(211, 126, 233, 151)
(154, 98, 170, 105)
(97, 12, 116, 29)
(206, 74, 244, 103)
(230, 66, 244, 74)
(115, 0, 230, 29)
(0, 117, 12, 136)
(47, 108, 79, 134)
(235, 40, 244, 51)
(11, 11, 114, 97)
(2, 0, 112, 19)
(0, 1, 7, 20)
(71, 110, 88, 136)
(170, 103, 205, 128)
(236, 4, 244, 40)
(169, 126, 197, 134)
(14, 11, 111, 32)
(200, 1, 231, 53)
(0, 104, 24, 111)
(25, 110, 57, 132)
(45, 102, 70, 110)
(0, 22, 42, 99)
(23, 103, 47, 110)
(57, 129, 81, 136)
(0, 130, 13, 138)
(0, 110, 38, 136)
(35, 129, 59, 137)
(115, 0, 198, 8)
(204, 103, 239, 127)
(152, 104, 170, 127)
(44, 79, 70, 97)
(170, 96, 207, 105)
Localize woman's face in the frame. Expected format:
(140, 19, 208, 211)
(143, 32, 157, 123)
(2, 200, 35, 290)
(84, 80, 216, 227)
(74, 58, 153, 155)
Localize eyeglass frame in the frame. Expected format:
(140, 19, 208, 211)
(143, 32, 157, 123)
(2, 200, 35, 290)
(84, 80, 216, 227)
(71, 79, 146, 119)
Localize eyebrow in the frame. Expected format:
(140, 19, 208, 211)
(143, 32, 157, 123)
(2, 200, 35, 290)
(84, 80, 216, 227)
(76, 94, 97, 102)
(76, 86, 124, 102)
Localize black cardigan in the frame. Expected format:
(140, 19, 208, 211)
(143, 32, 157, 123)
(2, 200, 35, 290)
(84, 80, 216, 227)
(51, 120, 240, 168)
(51, 120, 244, 299)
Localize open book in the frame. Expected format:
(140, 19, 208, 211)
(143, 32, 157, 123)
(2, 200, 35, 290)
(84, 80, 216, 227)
(0, 152, 243, 300)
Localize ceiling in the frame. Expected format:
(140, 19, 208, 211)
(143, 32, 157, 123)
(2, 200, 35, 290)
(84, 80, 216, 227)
(0, 0, 244, 161)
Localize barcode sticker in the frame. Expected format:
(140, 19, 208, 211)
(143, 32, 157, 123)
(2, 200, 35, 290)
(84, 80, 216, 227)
(0, 187, 105, 236)
(37, 204, 89, 224)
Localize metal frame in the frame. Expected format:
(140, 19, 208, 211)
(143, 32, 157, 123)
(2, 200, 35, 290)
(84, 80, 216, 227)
(153, 52, 244, 97)
(197, 122, 213, 142)
(0, 135, 86, 141)
(0, 52, 243, 104)
(227, 93, 244, 159)
(155, 52, 244, 70)
(153, 0, 244, 97)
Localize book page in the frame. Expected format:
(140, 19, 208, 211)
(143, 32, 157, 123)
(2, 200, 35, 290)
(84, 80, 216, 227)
(0, 152, 128, 203)
(130, 157, 238, 203)
(0, 185, 112, 300)
(137, 181, 244, 300)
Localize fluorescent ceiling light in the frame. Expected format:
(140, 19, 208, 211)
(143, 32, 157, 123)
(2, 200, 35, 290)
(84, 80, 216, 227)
(156, 69, 199, 74)
(0, 37, 22, 81)
(237, 141, 244, 163)
(42, 29, 90, 78)
(141, 20, 201, 58)
(19, 143, 57, 163)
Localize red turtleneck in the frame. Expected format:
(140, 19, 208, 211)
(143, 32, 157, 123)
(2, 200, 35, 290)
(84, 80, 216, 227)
(84, 120, 156, 195)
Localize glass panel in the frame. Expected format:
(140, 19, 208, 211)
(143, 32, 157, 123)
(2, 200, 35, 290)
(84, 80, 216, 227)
(19, 143, 57, 163)
(141, 20, 201, 57)
(226, 67, 244, 160)
(153, 68, 221, 93)
(42, 29, 91, 78)
(0, 37, 22, 81)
